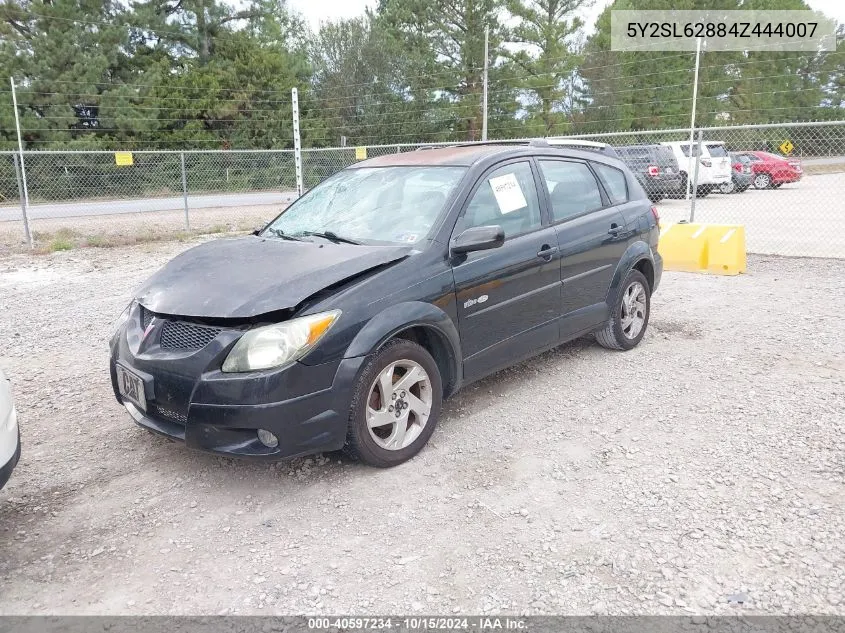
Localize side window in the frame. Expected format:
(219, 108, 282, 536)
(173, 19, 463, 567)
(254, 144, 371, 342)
(456, 161, 541, 239)
(593, 163, 628, 205)
(538, 160, 604, 222)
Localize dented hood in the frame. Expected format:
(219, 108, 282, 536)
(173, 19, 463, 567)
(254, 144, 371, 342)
(135, 236, 412, 318)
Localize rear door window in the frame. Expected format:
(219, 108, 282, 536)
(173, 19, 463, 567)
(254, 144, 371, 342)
(539, 160, 605, 221)
(592, 163, 629, 205)
(706, 144, 728, 157)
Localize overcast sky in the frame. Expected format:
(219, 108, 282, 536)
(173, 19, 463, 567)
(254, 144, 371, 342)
(288, 0, 845, 33)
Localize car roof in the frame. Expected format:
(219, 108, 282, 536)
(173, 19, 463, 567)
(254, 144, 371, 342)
(351, 143, 622, 168)
(352, 145, 517, 168)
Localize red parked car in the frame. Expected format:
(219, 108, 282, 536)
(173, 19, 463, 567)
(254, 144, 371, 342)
(737, 151, 802, 189)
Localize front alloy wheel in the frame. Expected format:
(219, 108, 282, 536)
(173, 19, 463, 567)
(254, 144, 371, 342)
(345, 339, 442, 467)
(366, 359, 433, 451)
(719, 181, 736, 194)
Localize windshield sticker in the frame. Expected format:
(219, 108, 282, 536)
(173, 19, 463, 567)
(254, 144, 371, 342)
(488, 173, 527, 214)
(394, 232, 419, 243)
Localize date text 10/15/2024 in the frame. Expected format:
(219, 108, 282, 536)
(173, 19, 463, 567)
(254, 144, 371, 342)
(307, 617, 527, 630)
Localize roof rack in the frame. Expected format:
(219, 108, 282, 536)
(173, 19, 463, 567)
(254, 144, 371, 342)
(545, 138, 611, 148)
(414, 139, 549, 151)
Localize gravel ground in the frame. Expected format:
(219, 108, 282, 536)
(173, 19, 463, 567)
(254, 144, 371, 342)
(0, 240, 843, 615)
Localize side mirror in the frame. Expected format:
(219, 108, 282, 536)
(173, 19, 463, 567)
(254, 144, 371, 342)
(451, 225, 505, 255)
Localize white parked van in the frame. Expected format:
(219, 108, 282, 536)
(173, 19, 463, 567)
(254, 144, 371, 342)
(0, 368, 20, 490)
(660, 141, 732, 196)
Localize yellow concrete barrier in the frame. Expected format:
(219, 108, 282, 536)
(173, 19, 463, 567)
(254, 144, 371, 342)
(658, 223, 746, 276)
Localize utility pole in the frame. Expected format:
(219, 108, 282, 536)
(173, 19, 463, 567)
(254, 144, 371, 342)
(481, 25, 489, 142)
(9, 77, 32, 248)
(291, 87, 304, 197)
(686, 37, 702, 200)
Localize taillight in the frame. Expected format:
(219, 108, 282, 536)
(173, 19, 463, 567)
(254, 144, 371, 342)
(651, 205, 660, 225)
(648, 165, 659, 176)
(701, 158, 712, 167)
(734, 163, 742, 172)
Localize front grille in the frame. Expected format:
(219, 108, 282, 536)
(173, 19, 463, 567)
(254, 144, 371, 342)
(150, 404, 187, 425)
(141, 306, 154, 329)
(160, 320, 221, 351)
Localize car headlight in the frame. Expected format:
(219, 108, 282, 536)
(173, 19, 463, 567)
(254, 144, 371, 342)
(222, 310, 341, 373)
(111, 300, 135, 337)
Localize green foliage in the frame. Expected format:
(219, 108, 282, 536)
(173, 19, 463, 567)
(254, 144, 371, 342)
(0, 0, 841, 151)
(505, 0, 587, 135)
(578, 0, 842, 132)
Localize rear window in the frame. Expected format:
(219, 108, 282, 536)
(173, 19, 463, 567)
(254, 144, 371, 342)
(619, 147, 651, 159)
(656, 146, 676, 162)
(706, 144, 728, 157)
(593, 163, 628, 205)
(678, 144, 701, 157)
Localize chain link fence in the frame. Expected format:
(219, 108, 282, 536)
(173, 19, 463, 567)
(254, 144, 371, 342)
(1, 121, 843, 257)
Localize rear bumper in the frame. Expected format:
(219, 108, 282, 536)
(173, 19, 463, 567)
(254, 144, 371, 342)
(0, 423, 20, 491)
(642, 175, 682, 195)
(652, 250, 664, 294)
(733, 172, 752, 188)
(772, 171, 802, 184)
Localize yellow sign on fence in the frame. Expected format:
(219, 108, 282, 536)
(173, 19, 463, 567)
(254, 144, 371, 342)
(355, 146, 367, 160)
(115, 152, 134, 166)
(779, 140, 794, 155)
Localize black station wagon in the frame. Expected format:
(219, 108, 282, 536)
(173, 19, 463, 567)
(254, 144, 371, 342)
(109, 141, 663, 467)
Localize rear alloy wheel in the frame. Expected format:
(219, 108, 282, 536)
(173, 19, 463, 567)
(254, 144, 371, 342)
(719, 181, 736, 194)
(596, 269, 651, 351)
(754, 173, 772, 189)
(344, 339, 442, 467)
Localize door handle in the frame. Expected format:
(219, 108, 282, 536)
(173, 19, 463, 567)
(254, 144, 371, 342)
(537, 244, 558, 260)
(608, 223, 622, 236)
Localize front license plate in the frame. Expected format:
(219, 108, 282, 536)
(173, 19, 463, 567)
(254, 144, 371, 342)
(116, 365, 146, 411)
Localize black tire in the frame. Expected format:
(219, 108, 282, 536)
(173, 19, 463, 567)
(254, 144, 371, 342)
(675, 172, 688, 198)
(696, 185, 710, 198)
(344, 339, 443, 468)
(718, 181, 736, 194)
(595, 269, 651, 351)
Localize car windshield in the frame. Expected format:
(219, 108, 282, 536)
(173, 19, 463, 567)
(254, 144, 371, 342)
(263, 166, 466, 246)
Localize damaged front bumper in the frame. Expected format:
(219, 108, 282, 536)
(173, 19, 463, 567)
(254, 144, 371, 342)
(109, 303, 365, 460)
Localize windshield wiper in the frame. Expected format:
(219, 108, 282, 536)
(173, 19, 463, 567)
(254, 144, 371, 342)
(264, 227, 303, 241)
(299, 230, 361, 245)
